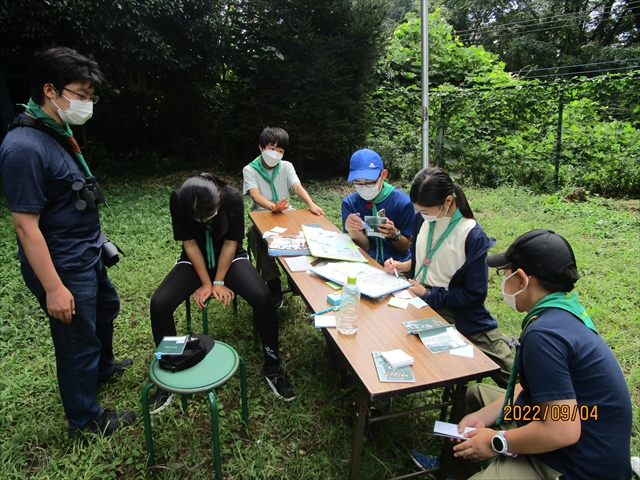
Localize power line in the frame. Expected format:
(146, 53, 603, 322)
(452, 0, 640, 36)
(509, 57, 640, 74)
(522, 64, 640, 78)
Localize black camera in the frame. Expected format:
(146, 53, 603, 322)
(100, 232, 124, 267)
(72, 176, 106, 211)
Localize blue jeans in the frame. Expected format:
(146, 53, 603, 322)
(21, 257, 120, 431)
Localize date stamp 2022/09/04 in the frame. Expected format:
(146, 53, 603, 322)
(502, 404, 599, 422)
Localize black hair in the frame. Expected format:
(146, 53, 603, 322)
(178, 173, 230, 239)
(514, 264, 580, 293)
(31, 47, 106, 105)
(259, 127, 289, 150)
(409, 167, 474, 219)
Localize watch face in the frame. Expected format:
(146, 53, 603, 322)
(492, 435, 504, 452)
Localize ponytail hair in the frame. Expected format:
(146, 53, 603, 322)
(409, 167, 474, 219)
(178, 173, 230, 239)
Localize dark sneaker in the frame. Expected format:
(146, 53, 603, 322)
(148, 388, 174, 414)
(340, 370, 356, 396)
(262, 368, 296, 401)
(98, 358, 133, 383)
(70, 410, 136, 438)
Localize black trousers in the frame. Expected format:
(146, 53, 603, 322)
(150, 257, 280, 368)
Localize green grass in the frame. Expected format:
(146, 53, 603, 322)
(1, 174, 638, 479)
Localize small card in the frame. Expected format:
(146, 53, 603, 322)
(450, 344, 474, 358)
(392, 289, 412, 299)
(326, 281, 342, 289)
(380, 349, 414, 368)
(372, 352, 415, 383)
(409, 296, 428, 309)
(433, 420, 476, 441)
(314, 315, 337, 328)
(284, 256, 313, 272)
(388, 297, 409, 309)
(262, 231, 278, 238)
(156, 335, 189, 356)
(271, 226, 288, 233)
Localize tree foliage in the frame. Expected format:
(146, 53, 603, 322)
(0, 0, 389, 177)
(437, 0, 640, 72)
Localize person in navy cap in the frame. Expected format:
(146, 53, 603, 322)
(342, 149, 414, 266)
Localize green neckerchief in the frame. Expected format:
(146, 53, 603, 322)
(24, 98, 93, 177)
(370, 182, 395, 263)
(249, 155, 281, 204)
(415, 208, 463, 285)
(496, 291, 598, 425)
(204, 218, 216, 270)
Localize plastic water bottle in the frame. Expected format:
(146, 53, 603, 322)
(338, 276, 360, 335)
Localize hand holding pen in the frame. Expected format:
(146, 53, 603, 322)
(390, 258, 399, 278)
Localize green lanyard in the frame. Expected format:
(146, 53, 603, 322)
(249, 155, 281, 203)
(204, 219, 216, 270)
(496, 292, 597, 425)
(415, 209, 463, 285)
(369, 182, 394, 263)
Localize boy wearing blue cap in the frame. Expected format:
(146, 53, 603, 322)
(342, 149, 414, 265)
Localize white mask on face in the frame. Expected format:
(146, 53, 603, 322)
(354, 180, 380, 201)
(261, 149, 283, 168)
(501, 270, 529, 311)
(195, 212, 217, 223)
(52, 96, 93, 125)
(420, 203, 446, 223)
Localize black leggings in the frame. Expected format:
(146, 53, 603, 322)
(150, 257, 280, 368)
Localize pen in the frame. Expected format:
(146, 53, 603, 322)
(390, 258, 399, 279)
(309, 305, 339, 318)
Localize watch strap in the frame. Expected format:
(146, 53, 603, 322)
(212, 280, 224, 286)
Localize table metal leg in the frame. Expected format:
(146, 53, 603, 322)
(437, 383, 468, 480)
(349, 387, 370, 480)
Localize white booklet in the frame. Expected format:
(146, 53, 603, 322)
(433, 420, 476, 441)
(380, 349, 414, 368)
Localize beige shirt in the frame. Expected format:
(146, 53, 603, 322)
(414, 216, 476, 288)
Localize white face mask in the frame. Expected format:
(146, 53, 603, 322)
(355, 181, 380, 201)
(420, 203, 447, 223)
(52, 96, 93, 125)
(261, 149, 283, 168)
(195, 212, 217, 223)
(501, 270, 529, 311)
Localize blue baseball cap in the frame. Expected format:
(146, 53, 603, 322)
(348, 149, 384, 182)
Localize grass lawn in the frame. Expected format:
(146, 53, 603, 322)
(1, 173, 638, 479)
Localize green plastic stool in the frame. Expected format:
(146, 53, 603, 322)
(141, 341, 249, 479)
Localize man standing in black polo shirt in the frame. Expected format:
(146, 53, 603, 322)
(0, 47, 135, 438)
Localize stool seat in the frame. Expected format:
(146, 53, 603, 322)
(142, 341, 248, 479)
(150, 341, 239, 393)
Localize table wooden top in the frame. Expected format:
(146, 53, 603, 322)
(249, 210, 499, 397)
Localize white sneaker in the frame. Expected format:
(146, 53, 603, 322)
(631, 457, 640, 478)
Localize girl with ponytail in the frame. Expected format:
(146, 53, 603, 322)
(384, 168, 512, 387)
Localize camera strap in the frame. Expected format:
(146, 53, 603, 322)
(12, 115, 77, 160)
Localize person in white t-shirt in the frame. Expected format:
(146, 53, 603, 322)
(242, 127, 324, 308)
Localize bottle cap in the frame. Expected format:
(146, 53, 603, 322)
(347, 276, 357, 285)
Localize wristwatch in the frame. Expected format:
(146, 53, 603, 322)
(491, 431, 517, 457)
(392, 229, 402, 241)
(212, 280, 224, 286)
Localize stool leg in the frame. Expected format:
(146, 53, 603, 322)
(203, 303, 208, 335)
(141, 381, 155, 466)
(207, 391, 222, 480)
(181, 394, 188, 412)
(240, 356, 248, 428)
(186, 299, 192, 335)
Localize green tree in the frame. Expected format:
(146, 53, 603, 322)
(218, 0, 390, 178)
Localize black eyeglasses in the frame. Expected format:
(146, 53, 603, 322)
(353, 176, 380, 187)
(53, 85, 100, 104)
(495, 266, 512, 277)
